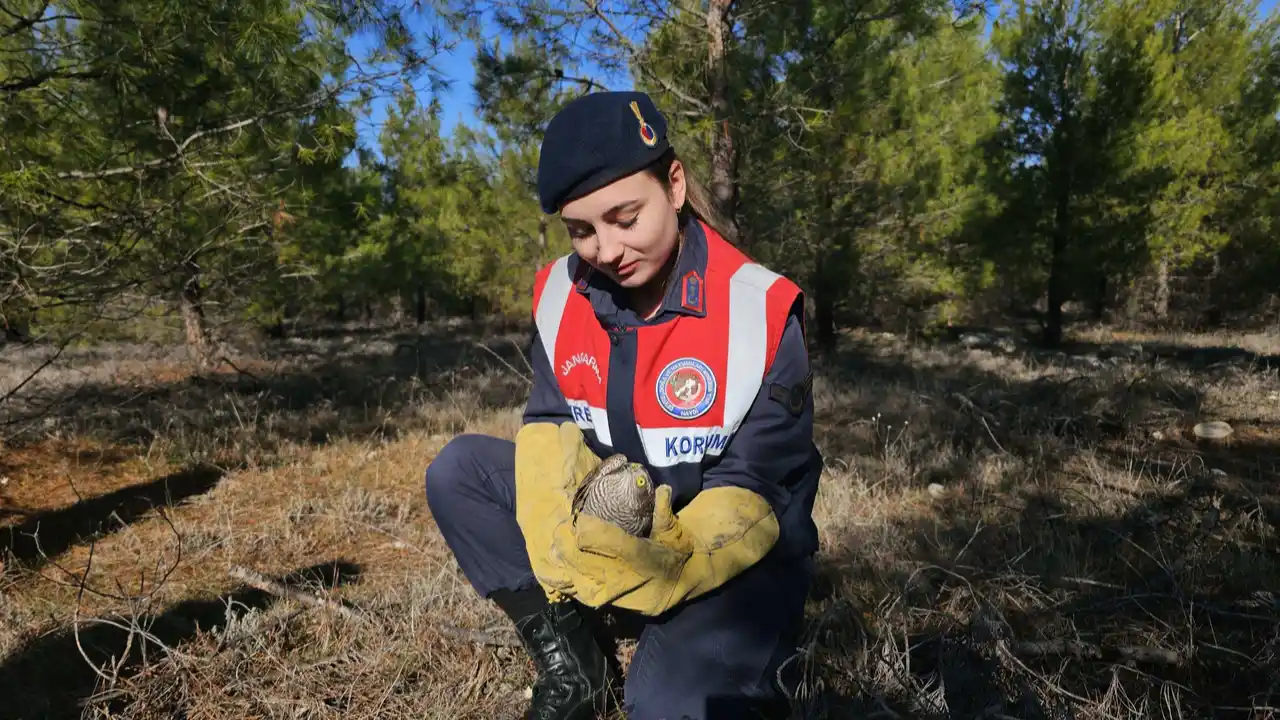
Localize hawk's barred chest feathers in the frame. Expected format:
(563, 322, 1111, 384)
(571, 454, 657, 538)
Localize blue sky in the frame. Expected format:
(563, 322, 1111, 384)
(343, 14, 481, 160)
(348, 0, 1280, 160)
(346, 9, 632, 161)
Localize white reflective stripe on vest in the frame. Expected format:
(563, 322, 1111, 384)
(536, 256, 614, 443)
(723, 262, 782, 435)
(535, 255, 573, 363)
(637, 261, 782, 467)
(566, 399, 613, 447)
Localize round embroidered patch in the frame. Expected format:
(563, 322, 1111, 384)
(656, 357, 717, 420)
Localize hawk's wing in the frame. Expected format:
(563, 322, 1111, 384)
(570, 472, 594, 516)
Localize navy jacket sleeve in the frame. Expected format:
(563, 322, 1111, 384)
(701, 312, 817, 515)
(522, 326, 574, 425)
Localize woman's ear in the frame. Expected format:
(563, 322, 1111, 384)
(668, 159, 688, 211)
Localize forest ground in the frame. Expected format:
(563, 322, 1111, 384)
(1, 318, 1278, 719)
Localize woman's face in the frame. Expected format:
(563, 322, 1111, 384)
(559, 159, 686, 290)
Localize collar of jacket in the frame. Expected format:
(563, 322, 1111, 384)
(569, 219, 711, 326)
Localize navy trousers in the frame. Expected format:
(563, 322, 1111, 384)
(424, 433, 811, 720)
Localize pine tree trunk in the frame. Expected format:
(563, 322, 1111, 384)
(536, 216, 547, 272)
(180, 258, 213, 366)
(1043, 49, 1076, 349)
(706, 0, 739, 245)
(1151, 13, 1183, 327)
(1091, 275, 1108, 322)
(276, 298, 297, 339)
(1204, 252, 1222, 326)
(1123, 281, 1143, 326)
(811, 263, 837, 353)
(1153, 255, 1171, 322)
(415, 283, 427, 325)
(1045, 189, 1068, 348)
(532, 212, 547, 274)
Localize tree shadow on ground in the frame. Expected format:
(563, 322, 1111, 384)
(794, 333, 1280, 718)
(0, 319, 534, 458)
(831, 467, 1280, 718)
(929, 323, 1280, 373)
(810, 331, 1212, 485)
(0, 464, 226, 572)
(0, 559, 362, 720)
(1056, 337, 1280, 373)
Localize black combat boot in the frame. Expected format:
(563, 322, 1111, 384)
(492, 587, 616, 720)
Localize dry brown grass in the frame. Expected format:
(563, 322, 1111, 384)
(1, 321, 1278, 719)
(1068, 324, 1280, 357)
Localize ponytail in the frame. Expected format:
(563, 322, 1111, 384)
(645, 147, 736, 244)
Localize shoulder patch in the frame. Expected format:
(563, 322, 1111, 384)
(768, 371, 812, 416)
(680, 270, 704, 313)
(571, 255, 592, 293)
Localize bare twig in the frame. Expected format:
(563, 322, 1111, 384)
(580, 0, 709, 112)
(217, 355, 263, 381)
(473, 342, 532, 385)
(1012, 638, 1186, 666)
(72, 541, 121, 687)
(228, 564, 365, 621)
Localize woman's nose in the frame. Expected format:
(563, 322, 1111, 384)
(596, 232, 624, 266)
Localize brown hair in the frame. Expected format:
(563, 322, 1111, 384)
(644, 146, 734, 242)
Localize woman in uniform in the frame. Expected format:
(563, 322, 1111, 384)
(424, 90, 823, 720)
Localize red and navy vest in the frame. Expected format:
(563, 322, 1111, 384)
(531, 223, 804, 486)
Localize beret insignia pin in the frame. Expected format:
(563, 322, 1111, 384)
(630, 101, 658, 148)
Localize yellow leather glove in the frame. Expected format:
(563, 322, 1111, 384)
(544, 481, 781, 616)
(514, 421, 647, 603)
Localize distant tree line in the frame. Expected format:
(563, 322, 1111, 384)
(4, 0, 1279, 364)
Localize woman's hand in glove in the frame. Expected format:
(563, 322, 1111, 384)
(547, 481, 780, 616)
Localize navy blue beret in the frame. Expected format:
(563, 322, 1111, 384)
(537, 91, 670, 215)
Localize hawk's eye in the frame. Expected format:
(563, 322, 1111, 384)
(635, 477, 646, 488)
